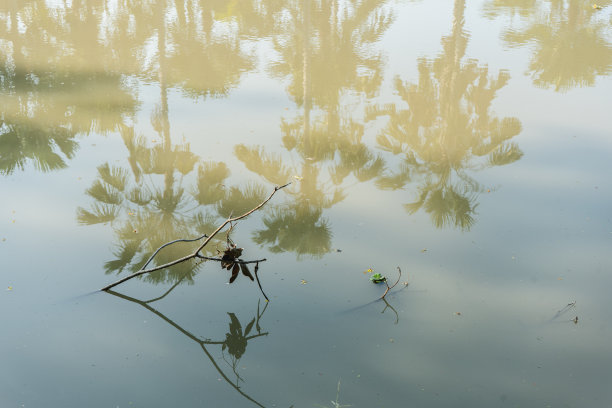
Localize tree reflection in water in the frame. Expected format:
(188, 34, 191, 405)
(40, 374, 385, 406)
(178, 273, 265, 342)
(0, 0, 264, 175)
(76, 122, 273, 285)
(2, 0, 531, 244)
(483, 0, 612, 91)
(0, 121, 78, 175)
(0, 1, 137, 174)
(368, 0, 523, 230)
(69, 0, 274, 284)
(235, 0, 392, 257)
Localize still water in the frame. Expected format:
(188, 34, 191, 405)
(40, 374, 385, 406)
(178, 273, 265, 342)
(1, 0, 611, 406)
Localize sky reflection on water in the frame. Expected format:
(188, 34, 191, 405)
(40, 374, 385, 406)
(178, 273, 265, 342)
(1, 0, 612, 407)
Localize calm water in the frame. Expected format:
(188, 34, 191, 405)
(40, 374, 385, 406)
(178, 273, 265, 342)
(1, 0, 612, 407)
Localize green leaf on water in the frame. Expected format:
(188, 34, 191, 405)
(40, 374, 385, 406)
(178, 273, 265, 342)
(370, 273, 386, 284)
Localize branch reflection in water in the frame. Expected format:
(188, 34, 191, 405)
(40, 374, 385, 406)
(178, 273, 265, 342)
(107, 283, 272, 408)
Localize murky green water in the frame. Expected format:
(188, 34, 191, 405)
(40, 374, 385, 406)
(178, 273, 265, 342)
(1, 0, 612, 406)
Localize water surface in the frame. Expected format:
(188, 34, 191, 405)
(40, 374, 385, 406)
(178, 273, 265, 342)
(1, 0, 612, 407)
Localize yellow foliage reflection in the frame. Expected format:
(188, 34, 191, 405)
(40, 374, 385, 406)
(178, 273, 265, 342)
(236, 0, 391, 257)
(484, 0, 612, 91)
(369, 0, 523, 230)
(0, 0, 262, 174)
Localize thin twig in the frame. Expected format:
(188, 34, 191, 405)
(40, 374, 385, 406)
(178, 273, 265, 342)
(141, 233, 208, 270)
(194, 182, 291, 256)
(381, 266, 402, 300)
(100, 183, 290, 292)
(100, 253, 196, 291)
(225, 221, 236, 246)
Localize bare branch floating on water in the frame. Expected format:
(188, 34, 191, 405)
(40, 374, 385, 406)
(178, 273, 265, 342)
(99, 182, 291, 295)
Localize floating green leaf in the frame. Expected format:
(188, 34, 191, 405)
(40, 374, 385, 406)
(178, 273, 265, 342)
(370, 273, 386, 284)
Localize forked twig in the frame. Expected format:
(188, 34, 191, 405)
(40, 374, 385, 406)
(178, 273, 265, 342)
(100, 183, 290, 292)
(380, 266, 402, 300)
(141, 233, 208, 270)
(193, 182, 291, 255)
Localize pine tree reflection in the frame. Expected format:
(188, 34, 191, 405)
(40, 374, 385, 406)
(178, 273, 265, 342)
(483, 0, 612, 91)
(369, 0, 523, 230)
(108, 287, 271, 408)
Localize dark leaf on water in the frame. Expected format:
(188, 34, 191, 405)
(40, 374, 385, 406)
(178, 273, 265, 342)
(240, 263, 254, 281)
(225, 313, 247, 359)
(228, 313, 242, 333)
(229, 263, 240, 283)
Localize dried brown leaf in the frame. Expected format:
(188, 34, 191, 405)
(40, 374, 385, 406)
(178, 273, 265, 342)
(240, 263, 254, 281)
